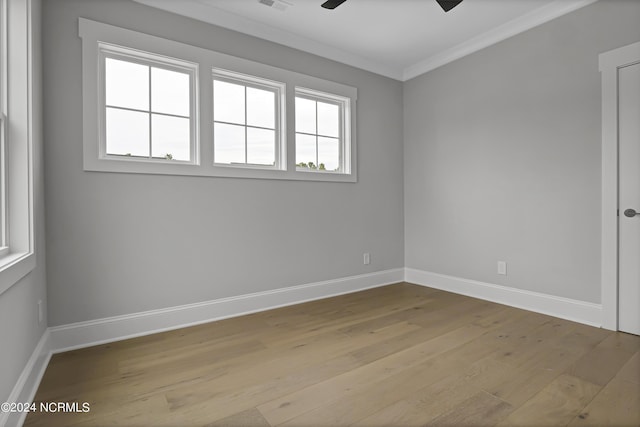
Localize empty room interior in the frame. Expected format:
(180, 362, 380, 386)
(1, 0, 640, 425)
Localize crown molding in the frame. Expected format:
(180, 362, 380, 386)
(403, 0, 598, 81)
(132, 0, 403, 80)
(133, 0, 597, 82)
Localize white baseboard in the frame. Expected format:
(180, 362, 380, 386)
(1, 269, 403, 427)
(1, 330, 52, 427)
(3, 267, 601, 427)
(49, 268, 404, 354)
(405, 268, 602, 327)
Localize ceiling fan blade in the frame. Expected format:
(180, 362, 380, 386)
(435, 0, 463, 12)
(321, 0, 347, 10)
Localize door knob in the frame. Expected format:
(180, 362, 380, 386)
(624, 208, 639, 217)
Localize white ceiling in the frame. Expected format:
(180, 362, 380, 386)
(132, 0, 597, 81)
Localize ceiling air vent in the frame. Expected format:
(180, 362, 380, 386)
(258, 0, 291, 12)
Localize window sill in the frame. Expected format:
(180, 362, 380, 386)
(0, 251, 36, 296)
(84, 158, 357, 182)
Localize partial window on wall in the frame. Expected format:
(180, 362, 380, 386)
(0, 0, 36, 295)
(0, 0, 7, 257)
(212, 69, 285, 169)
(295, 88, 351, 174)
(99, 44, 198, 164)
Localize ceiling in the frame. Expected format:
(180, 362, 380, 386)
(132, 0, 597, 81)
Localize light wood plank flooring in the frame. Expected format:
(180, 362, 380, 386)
(25, 283, 640, 426)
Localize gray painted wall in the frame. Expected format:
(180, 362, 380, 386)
(404, 0, 640, 304)
(43, 0, 404, 326)
(0, 0, 47, 402)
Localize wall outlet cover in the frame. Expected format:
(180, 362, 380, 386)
(497, 261, 507, 275)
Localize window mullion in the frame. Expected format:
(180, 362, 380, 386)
(315, 101, 319, 167)
(274, 93, 279, 169)
(244, 86, 248, 164)
(0, 115, 6, 248)
(339, 106, 343, 173)
(105, 105, 189, 120)
(148, 66, 152, 159)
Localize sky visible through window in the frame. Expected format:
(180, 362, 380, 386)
(105, 58, 191, 161)
(295, 97, 340, 172)
(213, 80, 276, 166)
(104, 59, 343, 172)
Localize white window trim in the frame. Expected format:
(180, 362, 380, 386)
(295, 87, 352, 175)
(79, 18, 357, 183)
(0, 0, 7, 255)
(0, 0, 36, 296)
(98, 43, 200, 165)
(212, 68, 286, 171)
(0, 112, 8, 258)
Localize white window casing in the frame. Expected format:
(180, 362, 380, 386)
(0, 4, 7, 256)
(98, 43, 199, 165)
(79, 18, 358, 183)
(212, 68, 286, 171)
(295, 87, 352, 175)
(0, 0, 36, 296)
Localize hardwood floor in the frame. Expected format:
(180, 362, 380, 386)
(25, 283, 640, 426)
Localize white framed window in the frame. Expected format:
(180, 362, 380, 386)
(212, 69, 285, 169)
(295, 88, 351, 174)
(0, 0, 36, 296)
(0, 0, 7, 257)
(99, 43, 198, 164)
(0, 110, 7, 258)
(80, 18, 357, 182)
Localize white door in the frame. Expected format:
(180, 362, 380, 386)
(618, 61, 640, 336)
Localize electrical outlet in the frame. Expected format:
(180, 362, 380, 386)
(363, 253, 371, 265)
(497, 261, 507, 275)
(37, 300, 43, 324)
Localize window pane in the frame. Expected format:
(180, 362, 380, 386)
(214, 123, 245, 164)
(151, 115, 190, 161)
(247, 87, 275, 129)
(295, 97, 316, 134)
(317, 101, 339, 138)
(106, 107, 149, 157)
(247, 128, 275, 166)
(318, 137, 340, 172)
(296, 133, 316, 169)
(105, 58, 149, 111)
(151, 67, 190, 117)
(214, 80, 245, 125)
